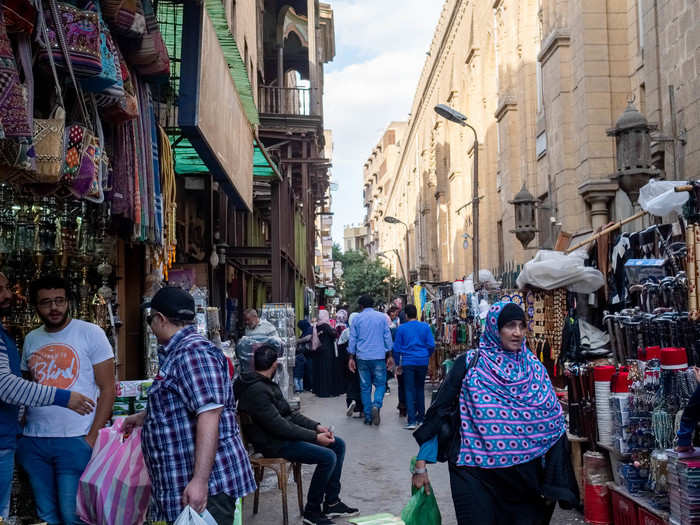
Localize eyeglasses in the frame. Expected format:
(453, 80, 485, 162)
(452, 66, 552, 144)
(37, 297, 67, 308)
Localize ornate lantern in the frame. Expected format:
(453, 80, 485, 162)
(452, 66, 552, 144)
(606, 102, 659, 204)
(509, 184, 538, 248)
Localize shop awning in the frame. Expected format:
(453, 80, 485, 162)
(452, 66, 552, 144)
(204, 0, 259, 126)
(253, 140, 282, 180)
(171, 137, 209, 175)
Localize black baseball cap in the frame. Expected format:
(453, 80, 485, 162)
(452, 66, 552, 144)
(142, 287, 195, 321)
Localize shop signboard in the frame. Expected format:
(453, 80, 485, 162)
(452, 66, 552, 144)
(180, 2, 253, 211)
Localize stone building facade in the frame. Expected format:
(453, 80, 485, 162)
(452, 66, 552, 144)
(366, 0, 699, 282)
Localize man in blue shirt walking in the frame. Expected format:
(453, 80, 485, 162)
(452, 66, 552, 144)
(348, 295, 394, 426)
(393, 304, 435, 430)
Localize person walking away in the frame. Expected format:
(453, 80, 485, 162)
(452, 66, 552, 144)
(387, 305, 406, 415)
(123, 287, 256, 524)
(235, 345, 359, 525)
(17, 275, 115, 525)
(676, 365, 700, 452)
(0, 273, 95, 520)
(312, 310, 338, 398)
(393, 304, 435, 430)
(410, 302, 578, 525)
(348, 295, 394, 426)
(295, 320, 313, 393)
(338, 314, 362, 416)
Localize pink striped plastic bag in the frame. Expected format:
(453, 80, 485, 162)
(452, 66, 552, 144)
(77, 418, 152, 525)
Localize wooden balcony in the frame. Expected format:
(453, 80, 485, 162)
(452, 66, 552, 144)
(259, 85, 313, 116)
(258, 85, 322, 134)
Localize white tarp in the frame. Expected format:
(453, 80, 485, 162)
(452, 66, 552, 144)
(516, 249, 605, 293)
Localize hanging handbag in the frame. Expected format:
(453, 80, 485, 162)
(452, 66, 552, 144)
(39, 0, 102, 77)
(0, 7, 32, 139)
(2, 0, 37, 34)
(70, 94, 105, 203)
(102, 0, 146, 40)
(47, 0, 100, 197)
(127, 0, 169, 80)
(32, 0, 67, 183)
(95, 48, 138, 122)
(81, 3, 122, 94)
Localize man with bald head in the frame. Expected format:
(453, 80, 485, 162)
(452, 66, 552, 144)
(0, 273, 95, 519)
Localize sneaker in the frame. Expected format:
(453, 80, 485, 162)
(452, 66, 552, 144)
(346, 400, 356, 417)
(352, 411, 364, 418)
(404, 423, 417, 430)
(303, 509, 335, 525)
(324, 500, 360, 519)
(364, 418, 372, 425)
(371, 406, 381, 426)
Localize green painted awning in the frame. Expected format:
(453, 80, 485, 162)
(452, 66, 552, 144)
(204, 0, 260, 126)
(253, 140, 282, 179)
(171, 138, 209, 175)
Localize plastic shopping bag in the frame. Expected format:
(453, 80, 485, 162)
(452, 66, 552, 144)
(400, 486, 441, 525)
(173, 506, 217, 525)
(76, 419, 151, 525)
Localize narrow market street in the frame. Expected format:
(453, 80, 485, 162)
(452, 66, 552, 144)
(242, 382, 586, 525)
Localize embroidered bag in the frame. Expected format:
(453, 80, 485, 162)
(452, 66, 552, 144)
(81, 3, 121, 94)
(2, 0, 37, 34)
(128, 0, 169, 80)
(0, 30, 34, 172)
(39, 0, 102, 77)
(0, 7, 31, 139)
(95, 48, 137, 122)
(102, 0, 146, 40)
(32, 0, 66, 182)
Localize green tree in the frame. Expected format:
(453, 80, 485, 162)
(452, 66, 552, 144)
(332, 244, 393, 309)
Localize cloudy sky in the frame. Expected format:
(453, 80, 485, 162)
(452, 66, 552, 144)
(325, 0, 445, 244)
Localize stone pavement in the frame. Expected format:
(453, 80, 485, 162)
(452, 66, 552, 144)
(240, 380, 585, 525)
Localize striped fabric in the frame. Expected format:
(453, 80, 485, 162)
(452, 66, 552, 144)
(456, 302, 566, 469)
(0, 331, 57, 408)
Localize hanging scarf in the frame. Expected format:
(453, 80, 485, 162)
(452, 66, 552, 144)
(457, 301, 566, 469)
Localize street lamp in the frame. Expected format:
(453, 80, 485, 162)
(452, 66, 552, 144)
(434, 103, 480, 288)
(378, 249, 410, 298)
(383, 215, 410, 288)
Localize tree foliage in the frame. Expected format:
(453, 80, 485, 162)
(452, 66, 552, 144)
(332, 244, 393, 309)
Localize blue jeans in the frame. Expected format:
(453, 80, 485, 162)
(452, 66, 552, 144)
(357, 359, 387, 420)
(17, 436, 92, 525)
(0, 447, 14, 519)
(403, 365, 428, 425)
(278, 437, 345, 511)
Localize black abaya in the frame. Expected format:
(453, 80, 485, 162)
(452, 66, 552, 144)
(312, 323, 337, 398)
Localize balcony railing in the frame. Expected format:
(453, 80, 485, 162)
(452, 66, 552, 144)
(259, 85, 312, 116)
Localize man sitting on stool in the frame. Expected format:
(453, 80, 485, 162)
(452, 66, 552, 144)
(234, 345, 359, 525)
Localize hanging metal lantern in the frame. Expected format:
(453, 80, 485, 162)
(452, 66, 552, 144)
(606, 102, 659, 204)
(509, 184, 538, 248)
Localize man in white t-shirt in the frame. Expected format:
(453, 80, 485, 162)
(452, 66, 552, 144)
(16, 275, 115, 525)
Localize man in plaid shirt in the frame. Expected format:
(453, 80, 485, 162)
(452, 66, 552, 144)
(124, 287, 255, 523)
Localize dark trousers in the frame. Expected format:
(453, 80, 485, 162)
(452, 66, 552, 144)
(207, 493, 237, 525)
(278, 437, 346, 511)
(448, 464, 555, 525)
(397, 372, 406, 408)
(303, 352, 314, 390)
(403, 365, 428, 425)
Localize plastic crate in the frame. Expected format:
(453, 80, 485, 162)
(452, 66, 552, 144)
(612, 490, 639, 525)
(637, 507, 667, 525)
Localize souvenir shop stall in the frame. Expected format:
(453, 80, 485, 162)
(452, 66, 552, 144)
(536, 180, 700, 525)
(0, 2, 179, 521)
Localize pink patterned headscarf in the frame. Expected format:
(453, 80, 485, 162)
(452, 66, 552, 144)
(457, 302, 565, 468)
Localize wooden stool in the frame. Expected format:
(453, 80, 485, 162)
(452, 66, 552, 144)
(238, 412, 304, 525)
(251, 457, 304, 525)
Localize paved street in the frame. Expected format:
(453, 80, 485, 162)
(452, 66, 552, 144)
(241, 380, 585, 525)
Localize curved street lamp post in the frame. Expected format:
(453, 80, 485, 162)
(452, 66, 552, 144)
(434, 104, 480, 288)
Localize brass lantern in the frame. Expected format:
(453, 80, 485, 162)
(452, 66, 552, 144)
(510, 184, 538, 248)
(606, 102, 659, 204)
